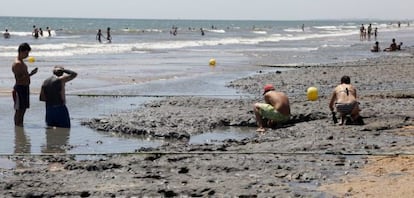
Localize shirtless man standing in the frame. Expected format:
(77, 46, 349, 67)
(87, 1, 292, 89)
(253, 84, 291, 133)
(329, 76, 361, 125)
(40, 66, 77, 128)
(12, 43, 38, 127)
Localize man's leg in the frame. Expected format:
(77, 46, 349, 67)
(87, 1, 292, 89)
(14, 109, 26, 127)
(253, 103, 265, 132)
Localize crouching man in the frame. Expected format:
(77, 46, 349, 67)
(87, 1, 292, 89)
(253, 84, 291, 133)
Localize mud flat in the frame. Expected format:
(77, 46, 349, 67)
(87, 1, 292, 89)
(1, 51, 414, 197)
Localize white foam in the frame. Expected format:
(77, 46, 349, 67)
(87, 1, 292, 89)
(207, 29, 226, 33)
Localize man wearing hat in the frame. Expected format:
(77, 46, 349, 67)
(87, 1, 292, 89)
(253, 84, 291, 133)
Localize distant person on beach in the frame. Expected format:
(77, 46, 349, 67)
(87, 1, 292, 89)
(200, 28, 205, 36)
(39, 28, 43, 37)
(3, 29, 10, 39)
(12, 43, 38, 127)
(383, 38, 398, 51)
(32, 25, 39, 39)
(46, 27, 51, 37)
(329, 76, 362, 125)
(374, 27, 378, 40)
(302, 24, 305, 32)
(40, 66, 77, 128)
(96, 29, 104, 43)
(371, 41, 380, 52)
(253, 84, 291, 133)
(359, 24, 365, 40)
(106, 27, 112, 43)
(367, 24, 372, 40)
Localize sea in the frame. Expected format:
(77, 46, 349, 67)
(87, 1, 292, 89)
(0, 16, 413, 156)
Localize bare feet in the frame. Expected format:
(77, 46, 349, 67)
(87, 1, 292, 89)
(256, 127, 265, 133)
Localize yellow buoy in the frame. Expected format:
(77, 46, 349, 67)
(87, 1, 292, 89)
(27, 56, 36, 63)
(209, 58, 216, 66)
(307, 87, 318, 101)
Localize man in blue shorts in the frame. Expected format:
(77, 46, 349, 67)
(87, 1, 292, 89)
(253, 84, 291, 133)
(40, 66, 77, 128)
(12, 43, 38, 127)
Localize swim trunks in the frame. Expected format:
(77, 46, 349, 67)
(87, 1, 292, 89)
(13, 85, 30, 110)
(45, 105, 71, 128)
(257, 103, 290, 123)
(335, 102, 356, 115)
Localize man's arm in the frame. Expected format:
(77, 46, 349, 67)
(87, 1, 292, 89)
(39, 85, 46, 102)
(58, 69, 77, 83)
(29, 67, 38, 76)
(352, 85, 357, 98)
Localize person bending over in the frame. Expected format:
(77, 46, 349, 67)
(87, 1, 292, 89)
(40, 66, 77, 128)
(253, 84, 291, 133)
(329, 76, 362, 125)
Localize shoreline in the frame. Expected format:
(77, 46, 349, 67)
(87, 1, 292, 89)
(1, 50, 414, 197)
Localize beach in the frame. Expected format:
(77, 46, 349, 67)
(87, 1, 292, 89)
(1, 49, 413, 197)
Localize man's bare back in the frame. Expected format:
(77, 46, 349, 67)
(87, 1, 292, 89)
(264, 91, 291, 116)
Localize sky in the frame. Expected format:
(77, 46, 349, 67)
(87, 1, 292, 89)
(1, 0, 412, 21)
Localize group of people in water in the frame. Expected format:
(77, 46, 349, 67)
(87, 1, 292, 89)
(2, 25, 53, 39)
(32, 25, 52, 38)
(96, 27, 112, 43)
(360, 24, 378, 41)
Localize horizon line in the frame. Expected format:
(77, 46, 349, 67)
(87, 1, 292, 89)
(0, 15, 412, 22)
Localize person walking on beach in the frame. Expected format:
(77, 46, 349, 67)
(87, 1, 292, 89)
(329, 76, 362, 125)
(374, 27, 378, 40)
(39, 66, 77, 128)
(12, 43, 38, 127)
(253, 84, 291, 133)
(106, 27, 112, 43)
(96, 29, 104, 43)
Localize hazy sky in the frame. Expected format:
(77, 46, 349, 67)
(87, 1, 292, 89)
(1, 0, 412, 20)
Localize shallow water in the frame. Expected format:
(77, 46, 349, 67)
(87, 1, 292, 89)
(189, 126, 256, 145)
(0, 67, 268, 156)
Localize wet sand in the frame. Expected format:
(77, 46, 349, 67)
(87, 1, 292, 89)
(1, 51, 414, 197)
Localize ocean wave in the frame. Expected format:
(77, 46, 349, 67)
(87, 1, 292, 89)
(252, 30, 267, 34)
(206, 29, 226, 33)
(283, 28, 303, 33)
